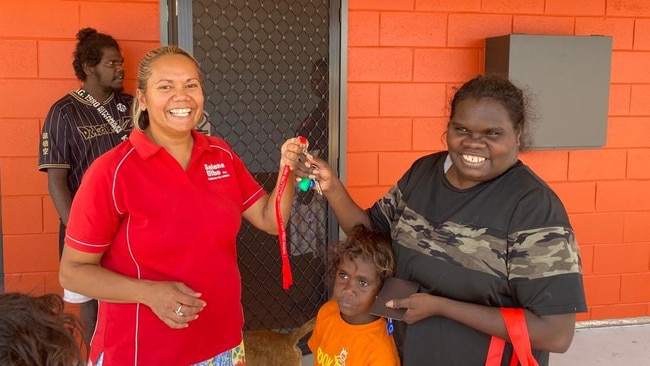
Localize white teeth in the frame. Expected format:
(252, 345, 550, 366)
(169, 108, 191, 117)
(462, 154, 485, 164)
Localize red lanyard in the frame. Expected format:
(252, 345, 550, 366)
(275, 136, 310, 290)
(276, 164, 293, 290)
(485, 308, 539, 366)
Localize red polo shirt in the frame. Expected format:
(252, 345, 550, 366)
(65, 129, 265, 365)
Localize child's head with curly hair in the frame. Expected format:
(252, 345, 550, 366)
(327, 224, 395, 325)
(0, 292, 85, 366)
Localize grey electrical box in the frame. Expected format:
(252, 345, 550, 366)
(485, 34, 613, 149)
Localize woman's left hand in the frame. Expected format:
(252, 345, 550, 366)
(142, 280, 206, 329)
(280, 137, 307, 171)
(386, 293, 440, 324)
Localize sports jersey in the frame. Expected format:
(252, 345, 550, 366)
(367, 152, 587, 366)
(65, 129, 266, 365)
(38, 91, 133, 195)
(308, 300, 400, 366)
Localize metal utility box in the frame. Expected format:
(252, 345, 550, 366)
(485, 34, 613, 149)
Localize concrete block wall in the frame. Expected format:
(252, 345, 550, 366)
(0, 0, 160, 297)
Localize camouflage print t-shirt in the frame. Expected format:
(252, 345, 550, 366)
(367, 151, 587, 366)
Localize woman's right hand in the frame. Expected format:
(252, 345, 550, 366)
(142, 281, 206, 329)
(60, 247, 208, 329)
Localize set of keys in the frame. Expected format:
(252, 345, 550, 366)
(298, 176, 323, 195)
(297, 136, 323, 195)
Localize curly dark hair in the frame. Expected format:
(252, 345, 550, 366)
(0, 292, 85, 366)
(72, 27, 120, 81)
(449, 74, 534, 151)
(327, 225, 395, 287)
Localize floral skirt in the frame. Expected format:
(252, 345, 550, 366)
(92, 340, 246, 366)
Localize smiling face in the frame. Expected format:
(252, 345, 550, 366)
(136, 53, 204, 138)
(445, 97, 521, 189)
(332, 256, 381, 325)
(86, 47, 125, 93)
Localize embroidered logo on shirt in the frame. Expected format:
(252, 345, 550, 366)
(117, 103, 127, 113)
(41, 132, 50, 156)
(76, 117, 131, 140)
(204, 163, 230, 181)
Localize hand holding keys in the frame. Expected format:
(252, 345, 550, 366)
(297, 136, 322, 195)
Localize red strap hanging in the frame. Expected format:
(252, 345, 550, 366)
(275, 164, 293, 290)
(485, 336, 506, 366)
(274, 136, 311, 290)
(485, 308, 539, 366)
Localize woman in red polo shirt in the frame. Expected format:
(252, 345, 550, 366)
(59, 45, 303, 365)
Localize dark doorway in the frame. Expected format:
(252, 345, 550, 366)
(169, 0, 341, 345)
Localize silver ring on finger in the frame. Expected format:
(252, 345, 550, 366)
(175, 305, 184, 316)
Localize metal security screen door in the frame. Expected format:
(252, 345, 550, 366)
(173, 0, 340, 336)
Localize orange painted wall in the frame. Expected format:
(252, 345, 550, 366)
(1, 0, 648, 323)
(0, 0, 159, 296)
(346, 0, 650, 321)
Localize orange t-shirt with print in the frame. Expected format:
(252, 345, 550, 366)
(308, 300, 400, 366)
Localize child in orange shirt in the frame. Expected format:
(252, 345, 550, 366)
(308, 224, 400, 366)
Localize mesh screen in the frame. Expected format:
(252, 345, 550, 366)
(191, 0, 331, 339)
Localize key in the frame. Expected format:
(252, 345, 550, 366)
(314, 180, 323, 195)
